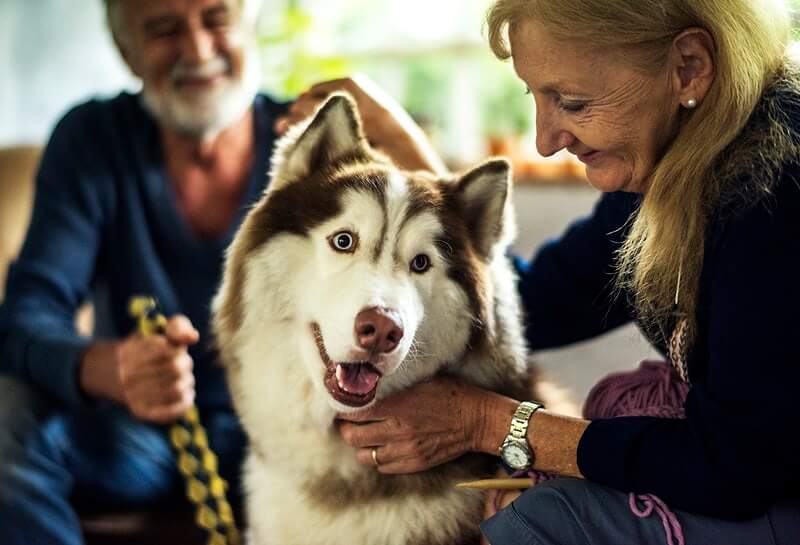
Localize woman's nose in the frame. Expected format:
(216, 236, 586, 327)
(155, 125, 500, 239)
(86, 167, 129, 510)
(535, 110, 576, 157)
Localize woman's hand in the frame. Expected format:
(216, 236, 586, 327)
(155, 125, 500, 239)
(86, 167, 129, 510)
(274, 75, 447, 174)
(337, 377, 503, 474)
(479, 466, 524, 545)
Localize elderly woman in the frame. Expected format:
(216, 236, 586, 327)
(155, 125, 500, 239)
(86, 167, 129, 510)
(277, 0, 800, 543)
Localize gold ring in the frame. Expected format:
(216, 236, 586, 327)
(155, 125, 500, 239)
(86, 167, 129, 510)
(371, 448, 379, 467)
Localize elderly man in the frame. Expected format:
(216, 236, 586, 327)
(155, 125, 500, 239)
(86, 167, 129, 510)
(0, 1, 285, 543)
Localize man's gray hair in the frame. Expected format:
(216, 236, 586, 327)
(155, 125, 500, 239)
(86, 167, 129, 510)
(102, 0, 262, 45)
(102, 0, 125, 44)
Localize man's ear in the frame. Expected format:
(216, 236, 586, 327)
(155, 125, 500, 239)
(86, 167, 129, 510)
(269, 93, 369, 190)
(670, 27, 715, 109)
(456, 158, 513, 260)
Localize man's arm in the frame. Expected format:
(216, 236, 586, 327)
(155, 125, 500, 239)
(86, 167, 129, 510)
(0, 105, 196, 422)
(274, 76, 448, 175)
(0, 106, 108, 407)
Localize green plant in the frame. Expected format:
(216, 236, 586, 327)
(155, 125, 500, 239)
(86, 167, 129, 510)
(257, 4, 351, 99)
(479, 56, 533, 137)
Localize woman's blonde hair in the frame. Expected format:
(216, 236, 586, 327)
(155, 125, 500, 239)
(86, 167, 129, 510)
(488, 0, 791, 340)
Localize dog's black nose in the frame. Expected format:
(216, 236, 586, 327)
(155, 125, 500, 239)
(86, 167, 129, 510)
(354, 307, 404, 354)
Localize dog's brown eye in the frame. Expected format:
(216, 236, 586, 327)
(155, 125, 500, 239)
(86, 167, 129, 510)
(410, 254, 431, 273)
(329, 231, 357, 253)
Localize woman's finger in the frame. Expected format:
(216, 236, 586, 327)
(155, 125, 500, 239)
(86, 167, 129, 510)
(353, 432, 460, 474)
(338, 419, 398, 448)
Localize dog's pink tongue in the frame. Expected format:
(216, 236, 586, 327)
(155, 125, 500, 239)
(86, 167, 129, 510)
(337, 363, 381, 395)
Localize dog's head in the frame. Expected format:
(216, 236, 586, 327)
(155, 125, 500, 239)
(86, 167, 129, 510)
(214, 94, 514, 414)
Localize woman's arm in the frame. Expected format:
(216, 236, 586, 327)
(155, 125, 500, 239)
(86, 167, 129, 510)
(480, 392, 588, 478)
(338, 377, 588, 478)
(517, 191, 641, 351)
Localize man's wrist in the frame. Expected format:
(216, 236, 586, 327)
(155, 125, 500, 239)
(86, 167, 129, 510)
(381, 122, 447, 175)
(78, 340, 123, 402)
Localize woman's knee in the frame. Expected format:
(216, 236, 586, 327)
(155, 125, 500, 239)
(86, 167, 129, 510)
(504, 478, 608, 545)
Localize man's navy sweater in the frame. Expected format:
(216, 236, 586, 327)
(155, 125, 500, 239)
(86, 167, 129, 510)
(0, 92, 286, 410)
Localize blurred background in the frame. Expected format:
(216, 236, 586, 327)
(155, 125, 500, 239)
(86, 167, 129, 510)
(2, 0, 799, 405)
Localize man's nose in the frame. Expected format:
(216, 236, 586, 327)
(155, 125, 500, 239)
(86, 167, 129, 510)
(535, 109, 576, 157)
(354, 307, 404, 354)
(181, 28, 215, 63)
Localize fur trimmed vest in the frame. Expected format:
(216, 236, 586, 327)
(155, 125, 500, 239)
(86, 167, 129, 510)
(712, 62, 800, 224)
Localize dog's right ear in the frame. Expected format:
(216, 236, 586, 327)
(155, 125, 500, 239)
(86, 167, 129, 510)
(269, 93, 369, 190)
(456, 158, 514, 260)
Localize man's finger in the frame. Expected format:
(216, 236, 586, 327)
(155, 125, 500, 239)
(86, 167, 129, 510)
(288, 99, 317, 118)
(122, 352, 193, 395)
(138, 370, 195, 406)
(308, 78, 354, 96)
(142, 394, 195, 424)
(133, 349, 193, 377)
(274, 113, 310, 135)
(164, 314, 199, 346)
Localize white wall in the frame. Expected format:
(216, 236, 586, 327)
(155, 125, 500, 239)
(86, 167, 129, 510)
(0, 0, 138, 147)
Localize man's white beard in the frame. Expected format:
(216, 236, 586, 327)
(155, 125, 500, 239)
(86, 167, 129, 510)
(142, 43, 261, 139)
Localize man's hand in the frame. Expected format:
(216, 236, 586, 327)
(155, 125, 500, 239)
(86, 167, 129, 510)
(274, 75, 447, 175)
(336, 377, 498, 474)
(80, 315, 198, 424)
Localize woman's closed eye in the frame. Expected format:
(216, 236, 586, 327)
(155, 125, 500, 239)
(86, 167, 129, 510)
(558, 99, 588, 113)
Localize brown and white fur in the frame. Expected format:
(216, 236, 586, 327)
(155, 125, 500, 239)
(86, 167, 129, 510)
(212, 94, 550, 545)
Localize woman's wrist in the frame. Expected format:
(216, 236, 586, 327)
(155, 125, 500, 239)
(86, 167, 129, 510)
(472, 390, 519, 455)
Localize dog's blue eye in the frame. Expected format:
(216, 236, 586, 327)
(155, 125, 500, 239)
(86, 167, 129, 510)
(329, 231, 357, 253)
(410, 254, 431, 273)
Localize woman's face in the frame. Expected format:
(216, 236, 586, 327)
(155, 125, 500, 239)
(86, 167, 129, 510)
(510, 20, 681, 193)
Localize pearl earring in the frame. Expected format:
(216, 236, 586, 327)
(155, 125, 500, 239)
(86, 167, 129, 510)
(686, 98, 698, 109)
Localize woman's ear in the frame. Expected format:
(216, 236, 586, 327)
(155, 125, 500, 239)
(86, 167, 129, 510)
(670, 28, 715, 109)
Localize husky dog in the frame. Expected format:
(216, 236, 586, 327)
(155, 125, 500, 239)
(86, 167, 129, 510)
(212, 94, 541, 545)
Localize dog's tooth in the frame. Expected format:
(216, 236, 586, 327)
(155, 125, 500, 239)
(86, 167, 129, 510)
(335, 364, 346, 390)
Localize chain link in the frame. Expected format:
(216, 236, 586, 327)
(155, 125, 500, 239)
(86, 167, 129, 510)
(130, 296, 240, 545)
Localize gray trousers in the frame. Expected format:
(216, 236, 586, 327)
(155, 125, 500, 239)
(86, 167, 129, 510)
(480, 478, 800, 545)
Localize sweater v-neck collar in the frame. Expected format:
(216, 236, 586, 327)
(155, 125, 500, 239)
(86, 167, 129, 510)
(141, 95, 269, 261)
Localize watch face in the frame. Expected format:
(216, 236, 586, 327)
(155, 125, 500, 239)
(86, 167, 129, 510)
(501, 443, 530, 470)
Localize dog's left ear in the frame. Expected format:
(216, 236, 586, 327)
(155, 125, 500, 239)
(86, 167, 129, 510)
(270, 93, 369, 190)
(456, 158, 513, 260)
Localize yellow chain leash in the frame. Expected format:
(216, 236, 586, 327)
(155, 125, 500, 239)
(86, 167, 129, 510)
(129, 296, 240, 545)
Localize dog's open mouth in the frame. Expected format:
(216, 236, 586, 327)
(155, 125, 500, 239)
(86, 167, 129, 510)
(311, 323, 383, 407)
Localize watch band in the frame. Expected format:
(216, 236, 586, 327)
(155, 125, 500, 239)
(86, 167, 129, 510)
(498, 400, 545, 471)
(507, 401, 544, 441)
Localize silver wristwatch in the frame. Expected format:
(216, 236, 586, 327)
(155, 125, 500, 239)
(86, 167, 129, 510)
(499, 401, 544, 470)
